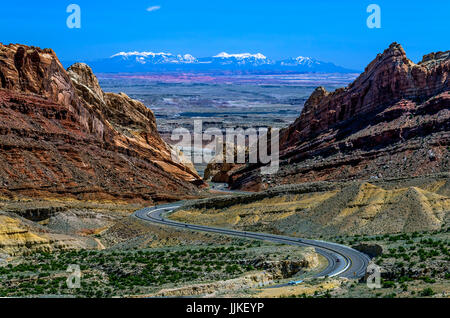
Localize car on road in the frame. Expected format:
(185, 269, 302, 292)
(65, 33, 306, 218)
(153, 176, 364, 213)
(288, 280, 303, 286)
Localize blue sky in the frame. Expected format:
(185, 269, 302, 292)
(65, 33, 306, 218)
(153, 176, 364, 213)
(1, 0, 448, 70)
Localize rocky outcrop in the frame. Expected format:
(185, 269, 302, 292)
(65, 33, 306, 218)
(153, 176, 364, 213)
(152, 272, 274, 297)
(223, 43, 449, 191)
(67, 63, 202, 184)
(204, 141, 247, 183)
(0, 212, 97, 256)
(0, 214, 53, 256)
(0, 43, 204, 203)
(150, 248, 319, 297)
(353, 243, 383, 258)
(245, 249, 319, 279)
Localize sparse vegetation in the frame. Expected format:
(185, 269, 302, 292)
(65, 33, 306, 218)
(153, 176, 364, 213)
(325, 228, 449, 298)
(0, 242, 315, 298)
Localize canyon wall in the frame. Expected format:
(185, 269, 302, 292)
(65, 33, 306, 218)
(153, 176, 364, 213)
(223, 43, 449, 190)
(0, 44, 204, 203)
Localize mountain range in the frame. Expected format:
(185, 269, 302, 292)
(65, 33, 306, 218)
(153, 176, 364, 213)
(65, 52, 359, 74)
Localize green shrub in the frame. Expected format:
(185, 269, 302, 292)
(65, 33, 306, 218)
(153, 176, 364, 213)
(382, 281, 396, 288)
(420, 288, 434, 297)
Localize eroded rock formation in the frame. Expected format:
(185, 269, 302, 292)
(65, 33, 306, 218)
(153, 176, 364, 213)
(0, 212, 99, 256)
(223, 43, 449, 190)
(0, 43, 204, 203)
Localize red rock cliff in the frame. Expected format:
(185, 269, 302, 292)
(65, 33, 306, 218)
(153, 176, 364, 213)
(227, 43, 450, 190)
(0, 43, 204, 203)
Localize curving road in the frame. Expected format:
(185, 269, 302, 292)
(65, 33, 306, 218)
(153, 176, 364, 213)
(134, 202, 371, 280)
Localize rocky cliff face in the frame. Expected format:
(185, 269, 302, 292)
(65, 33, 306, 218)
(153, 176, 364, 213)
(0, 43, 204, 203)
(226, 43, 449, 190)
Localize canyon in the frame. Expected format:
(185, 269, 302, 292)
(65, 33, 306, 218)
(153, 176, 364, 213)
(0, 42, 448, 299)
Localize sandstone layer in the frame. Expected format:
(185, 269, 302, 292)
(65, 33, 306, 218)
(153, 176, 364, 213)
(0, 44, 204, 203)
(214, 43, 449, 191)
(0, 211, 100, 256)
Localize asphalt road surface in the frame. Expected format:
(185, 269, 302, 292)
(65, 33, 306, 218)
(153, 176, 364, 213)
(134, 202, 370, 281)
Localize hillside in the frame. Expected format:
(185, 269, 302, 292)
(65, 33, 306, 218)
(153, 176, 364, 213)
(171, 174, 450, 236)
(0, 43, 204, 204)
(214, 43, 449, 191)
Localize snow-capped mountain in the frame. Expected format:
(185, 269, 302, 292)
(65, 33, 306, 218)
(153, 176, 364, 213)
(81, 51, 358, 73)
(205, 52, 273, 66)
(214, 52, 267, 60)
(274, 56, 356, 73)
(279, 56, 318, 67)
(195, 52, 274, 69)
(110, 51, 198, 65)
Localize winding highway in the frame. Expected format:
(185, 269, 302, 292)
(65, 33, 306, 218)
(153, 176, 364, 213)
(134, 202, 371, 280)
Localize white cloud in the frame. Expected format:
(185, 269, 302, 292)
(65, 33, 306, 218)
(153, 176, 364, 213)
(146, 5, 161, 12)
